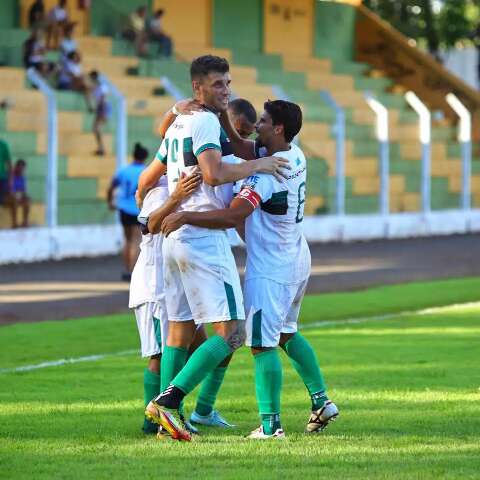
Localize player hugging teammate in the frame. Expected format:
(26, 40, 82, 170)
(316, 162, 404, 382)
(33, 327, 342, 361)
(130, 54, 338, 441)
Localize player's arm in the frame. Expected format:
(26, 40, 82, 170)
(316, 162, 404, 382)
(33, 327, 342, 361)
(136, 160, 167, 206)
(147, 173, 202, 234)
(198, 148, 289, 185)
(219, 109, 256, 160)
(106, 176, 120, 210)
(161, 196, 254, 236)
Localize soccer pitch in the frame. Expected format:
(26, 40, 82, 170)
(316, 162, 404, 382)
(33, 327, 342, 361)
(1, 278, 480, 479)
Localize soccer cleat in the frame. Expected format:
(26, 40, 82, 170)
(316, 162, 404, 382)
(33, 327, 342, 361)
(179, 412, 200, 435)
(246, 426, 285, 439)
(145, 400, 192, 441)
(190, 410, 236, 428)
(156, 425, 170, 440)
(306, 400, 339, 433)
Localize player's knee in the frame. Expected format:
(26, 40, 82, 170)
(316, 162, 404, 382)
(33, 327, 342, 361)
(225, 321, 246, 351)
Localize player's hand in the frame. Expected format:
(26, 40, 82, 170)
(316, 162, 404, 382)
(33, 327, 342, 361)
(174, 98, 203, 115)
(172, 172, 202, 201)
(255, 156, 291, 182)
(135, 189, 143, 209)
(161, 212, 186, 237)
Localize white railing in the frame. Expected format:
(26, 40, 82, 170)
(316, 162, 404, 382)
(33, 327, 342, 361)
(27, 68, 58, 228)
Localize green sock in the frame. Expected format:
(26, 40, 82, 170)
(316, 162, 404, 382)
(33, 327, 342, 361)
(143, 369, 160, 433)
(172, 336, 232, 395)
(160, 346, 188, 393)
(254, 349, 282, 435)
(195, 366, 227, 416)
(284, 333, 328, 410)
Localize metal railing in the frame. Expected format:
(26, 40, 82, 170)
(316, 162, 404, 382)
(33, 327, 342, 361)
(27, 68, 58, 228)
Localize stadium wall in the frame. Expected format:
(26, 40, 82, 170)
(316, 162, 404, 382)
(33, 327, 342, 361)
(0, 0, 18, 29)
(2, 211, 480, 264)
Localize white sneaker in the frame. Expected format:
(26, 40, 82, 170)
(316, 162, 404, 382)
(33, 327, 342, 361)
(190, 410, 235, 428)
(306, 400, 339, 433)
(247, 425, 285, 439)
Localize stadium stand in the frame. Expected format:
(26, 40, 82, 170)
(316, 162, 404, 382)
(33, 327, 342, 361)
(1, 0, 480, 228)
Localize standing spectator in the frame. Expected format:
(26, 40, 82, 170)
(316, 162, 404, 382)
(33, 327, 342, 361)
(8, 160, 30, 229)
(58, 51, 92, 111)
(59, 23, 78, 63)
(0, 139, 12, 212)
(89, 70, 112, 156)
(46, 0, 69, 49)
(123, 6, 148, 56)
(107, 143, 148, 280)
(147, 9, 173, 57)
(28, 0, 46, 30)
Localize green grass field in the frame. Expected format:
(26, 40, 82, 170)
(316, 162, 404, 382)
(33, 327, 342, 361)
(1, 278, 480, 479)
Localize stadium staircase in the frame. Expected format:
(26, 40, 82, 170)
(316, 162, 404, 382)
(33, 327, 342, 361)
(2, 25, 480, 227)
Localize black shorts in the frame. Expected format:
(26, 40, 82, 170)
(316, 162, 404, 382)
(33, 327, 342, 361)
(119, 210, 139, 227)
(0, 179, 9, 204)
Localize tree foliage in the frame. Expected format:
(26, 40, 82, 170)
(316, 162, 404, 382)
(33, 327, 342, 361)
(363, 0, 480, 51)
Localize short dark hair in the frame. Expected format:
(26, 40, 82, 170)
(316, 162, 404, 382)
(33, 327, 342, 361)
(228, 98, 257, 124)
(264, 100, 302, 143)
(16, 159, 26, 167)
(89, 70, 99, 81)
(154, 9, 164, 17)
(190, 55, 229, 81)
(133, 142, 149, 162)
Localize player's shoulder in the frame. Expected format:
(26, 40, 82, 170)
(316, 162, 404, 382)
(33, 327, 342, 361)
(190, 110, 220, 129)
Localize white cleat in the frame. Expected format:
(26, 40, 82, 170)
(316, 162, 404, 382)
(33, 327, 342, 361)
(306, 400, 339, 433)
(247, 425, 285, 439)
(190, 410, 236, 428)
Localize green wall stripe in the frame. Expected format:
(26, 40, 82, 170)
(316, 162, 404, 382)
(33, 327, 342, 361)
(224, 282, 238, 320)
(251, 309, 262, 348)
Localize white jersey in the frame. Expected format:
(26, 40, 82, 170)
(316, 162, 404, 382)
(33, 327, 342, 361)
(155, 110, 237, 239)
(238, 143, 311, 284)
(128, 177, 169, 308)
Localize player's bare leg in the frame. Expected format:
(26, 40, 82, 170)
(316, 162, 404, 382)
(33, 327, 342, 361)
(279, 332, 339, 433)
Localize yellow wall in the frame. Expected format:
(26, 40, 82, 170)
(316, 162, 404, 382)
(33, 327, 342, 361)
(152, 0, 211, 46)
(263, 0, 314, 57)
(21, 0, 89, 34)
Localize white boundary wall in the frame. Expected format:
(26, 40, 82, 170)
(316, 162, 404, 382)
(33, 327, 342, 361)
(1, 210, 480, 265)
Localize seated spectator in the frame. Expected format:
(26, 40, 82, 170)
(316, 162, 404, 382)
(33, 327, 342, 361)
(123, 6, 147, 56)
(23, 30, 55, 77)
(147, 9, 173, 57)
(60, 22, 78, 63)
(58, 51, 92, 111)
(89, 71, 112, 156)
(8, 159, 30, 228)
(28, 0, 46, 30)
(46, 0, 69, 49)
(0, 139, 12, 211)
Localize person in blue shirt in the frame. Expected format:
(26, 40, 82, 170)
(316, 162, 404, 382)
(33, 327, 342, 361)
(8, 159, 30, 229)
(108, 143, 148, 280)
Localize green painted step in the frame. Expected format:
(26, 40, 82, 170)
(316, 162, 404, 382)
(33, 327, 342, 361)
(353, 76, 393, 92)
(231, 49, 283, 70)
(0, 110, 6, 130)
(330, 61, 369, 76)
(256, 68, 306, 90)
(58, 200, 115, 225)
(24, 155, 68, 176)
(0, 131, 37, 154)
(306, 157, 329, 197)
(27, 177, 99, 202)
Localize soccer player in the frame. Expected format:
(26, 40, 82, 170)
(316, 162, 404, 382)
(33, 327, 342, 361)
(227, 98, 257, 139)
(161, 100, 339, 439)
(137, 55, 290, 441)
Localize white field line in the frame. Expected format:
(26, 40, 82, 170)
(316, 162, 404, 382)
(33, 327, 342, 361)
(2, 301, 479, 375)
(0, 349, 138, 375)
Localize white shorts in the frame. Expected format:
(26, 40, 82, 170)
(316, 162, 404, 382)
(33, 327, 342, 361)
(163, 233, 245, 324)
(134, 301, 168, 357)
(244, 277, 308, 348)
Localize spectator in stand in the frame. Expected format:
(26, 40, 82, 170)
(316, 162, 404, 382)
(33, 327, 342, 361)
(107, 143, 148, 281)
(46, 0, 69, 49)
(60, 22, 78, 63)
(0, 139, 12, 213)
(28, 0, 46, 30)
(147, 9, 173, 57)
(58, 51, 92, 111)
(8, 159, 30, 229)
(23, 30, 55, 77)
(89, 70, 112, 156)
(123, 6, 148, 56)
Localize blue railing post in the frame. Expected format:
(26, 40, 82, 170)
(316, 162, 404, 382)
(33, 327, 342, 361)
(102, 75, 127, 170)
(160, 76, 185, 101)
(365, 92, 390, 215)
(446, 93, 472, 210)
(27, 68, 58, 228)
(320, 91, 346, 215)
(405, 91, 431, 214)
